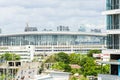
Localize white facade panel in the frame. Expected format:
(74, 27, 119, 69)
(102, 9, 120, 15)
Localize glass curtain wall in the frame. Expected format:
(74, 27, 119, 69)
(107, 34, 119, 49)
(0, 35, 104, 46)
(107, 14, 120, 30)
(106, 0, 119, 10)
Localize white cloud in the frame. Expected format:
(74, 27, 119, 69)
(0, 0, 105, 33)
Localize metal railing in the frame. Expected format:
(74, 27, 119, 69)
(98, 74, 120, 80)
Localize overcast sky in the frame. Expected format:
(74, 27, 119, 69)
(0, 0, 105, 33)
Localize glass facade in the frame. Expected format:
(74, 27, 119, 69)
(107, 14, 120, 30)
(107, 34, 119, 49)
(106, 1, 120, 49)
(0, 34, 105, 46)
(106, 0, 120, 10)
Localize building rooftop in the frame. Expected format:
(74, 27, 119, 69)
(24, 27, 38, 32)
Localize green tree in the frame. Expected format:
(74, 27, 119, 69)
(80, 75, 88, 80)
(0, 74, 5, 80)
(39, 62, 44, 74)
(0, 52, 20, 61)
(52, 62, 71, 72)
(45, 54, 56, 63)
(64, 64, 71, 72)
(52, 62, 66, 71)
(80, 57, 97, 76)
(70, 76, 77, 80)
(71, 69, 82, 74)
(102, 64, 110, 74)
(70, 53, 86, 65)
(55, 52, 70, 64)
(13, 53, 20, 60)
(69, 53, 81, 64)
(80, 56, 88, 67)
(87, 49, 101, 57)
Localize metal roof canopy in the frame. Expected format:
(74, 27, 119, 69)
(0, 32, 106, 37)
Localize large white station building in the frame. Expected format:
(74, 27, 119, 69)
(0, 30, 106, 61)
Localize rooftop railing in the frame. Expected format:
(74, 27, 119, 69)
(98, 74, 120, 80)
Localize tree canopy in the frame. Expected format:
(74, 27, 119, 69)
(80, 57, 97, 76)
(45, 54, 56, 63)
(55, 52, 70, 64)
(69, 53, 87, 65)
(69, 53, 80, 64)
(45, 52, 109, 77)
(0, 52, 20, 61)
(52, 62, 71, 72)
(87, 49, 101, 57)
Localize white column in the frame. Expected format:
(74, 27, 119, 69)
(29, 41, 30, 45)
(38, 42, 39, 46)
(119, 35, 120, 49)
(20, 41, 21, 46)
(57, 41, 58, 46)
(29, 46, 34, 61)
(11, 42, 12, 46)
(71, 45, 73, 53)
(52, 46, 54, 53)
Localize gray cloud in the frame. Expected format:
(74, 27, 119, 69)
(0, 0, 105, 33)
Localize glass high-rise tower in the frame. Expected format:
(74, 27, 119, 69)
(98, 0, 120, 80)
(106, 0, 120, 49)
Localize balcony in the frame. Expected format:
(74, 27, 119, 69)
(100, 60, 120, 65)
(102, 49, 120, 54)
(106, 29, 120, 34)
(98, 74, 120, 80)
(102, 9, 120, 15)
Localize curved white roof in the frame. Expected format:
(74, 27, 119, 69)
(0, 31, 106, 37)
